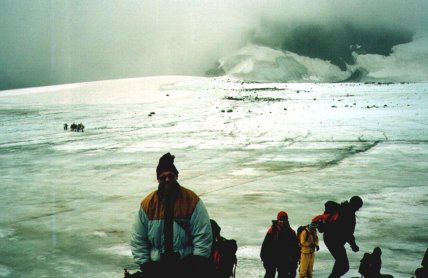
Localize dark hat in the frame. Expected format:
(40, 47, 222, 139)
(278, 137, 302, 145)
(156, 153, 179, 177)
(277, 211, 288, 221)
(350, 196, 363, 210)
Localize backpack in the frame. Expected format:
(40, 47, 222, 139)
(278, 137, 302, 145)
(358, 252, 372, 276)
(211, 239, 238, 278)
(296, 226, 306, 244)
(311, 201, 341, 233)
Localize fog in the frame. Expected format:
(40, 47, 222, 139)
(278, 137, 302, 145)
(1, 0, 428, 90)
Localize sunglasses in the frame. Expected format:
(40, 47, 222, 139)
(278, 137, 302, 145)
(158, 173, 177, 182)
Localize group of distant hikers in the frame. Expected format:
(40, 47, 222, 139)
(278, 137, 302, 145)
(63, 122, 84, 132)
(125, 153, 426, 278)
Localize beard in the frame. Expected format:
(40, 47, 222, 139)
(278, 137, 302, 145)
(158, 180, 180, 196)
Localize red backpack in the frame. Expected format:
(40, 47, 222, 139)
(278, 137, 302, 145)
(211, 239, 238, 278)
(312, 201, 341, 233)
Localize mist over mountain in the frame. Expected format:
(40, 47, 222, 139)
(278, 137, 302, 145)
(1, 0, 427, 90)
(249, 21, 413, 70)
(209, 20, 426, 83)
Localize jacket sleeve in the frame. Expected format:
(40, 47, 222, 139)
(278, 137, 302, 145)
(130, 207, 151, 265)
(260, 229, 271, 262)
(189, 199, 213, 258)
(345, 213, 357, 247)
(290, 230, 300, 260)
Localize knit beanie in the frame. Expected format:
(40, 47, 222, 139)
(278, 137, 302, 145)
(156, 153, 179, 177)
(277, 211, 288, 221)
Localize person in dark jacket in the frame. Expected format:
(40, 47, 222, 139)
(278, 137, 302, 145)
(261, 211, 300, 278)
(415, 248, 428, 278)
(368, 247, 382, 277)
(323, 196, 363, 278)
(359, 247, 393, 278)
(359, 247, 381, 278)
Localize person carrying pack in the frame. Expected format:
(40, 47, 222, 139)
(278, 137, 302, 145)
(210, 219, 238, 278)
(312, 196, 363, 278)
(415, 248, 428, 278)
(297, 222, 319, 278)
(358, 247, 393, 278)
(358, 248, 380, 278)
(261, 211, 300, 278)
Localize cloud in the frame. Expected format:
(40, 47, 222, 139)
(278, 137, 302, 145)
(1, 0, 427, 90)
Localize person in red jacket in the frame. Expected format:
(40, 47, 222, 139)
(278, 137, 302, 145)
(260, 211, 300, 278)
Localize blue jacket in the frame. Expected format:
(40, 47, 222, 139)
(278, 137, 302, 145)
(131, 185, 212, 265)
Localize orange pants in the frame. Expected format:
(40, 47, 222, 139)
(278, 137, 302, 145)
(299, 252, 315, 278)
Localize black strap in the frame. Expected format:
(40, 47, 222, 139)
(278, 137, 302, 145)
(164, 195, 174, 254)
(307, 227, 316, 242)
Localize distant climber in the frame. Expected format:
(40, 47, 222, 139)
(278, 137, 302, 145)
(69, 122, 84, 132)
(77, 123, 84, 132)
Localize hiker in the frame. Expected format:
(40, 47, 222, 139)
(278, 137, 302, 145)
(359, 247, 381, 278)
(261, 211, 300, 278)
(130, 153, 213, 278)
(210, 219, 238, 278)
(70, 122, 77, 131)
(415, 248, 428, 278)
(314, 196, 363, 278)
(77, 123, 84, 132)
(298, 222, 319, 278)
(64, 123, 68, 131)
(359, 247, 393, 278)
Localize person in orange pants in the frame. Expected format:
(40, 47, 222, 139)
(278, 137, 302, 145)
(299, 222, 319, 278)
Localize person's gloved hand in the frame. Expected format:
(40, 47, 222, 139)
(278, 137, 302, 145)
(351, 243, 359, 252)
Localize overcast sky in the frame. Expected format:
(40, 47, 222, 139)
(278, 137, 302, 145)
(1, 0, 427, 90)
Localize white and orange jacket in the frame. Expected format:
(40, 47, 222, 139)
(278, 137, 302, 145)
(130, 185, 212, 265)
